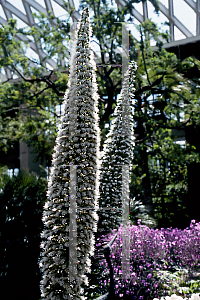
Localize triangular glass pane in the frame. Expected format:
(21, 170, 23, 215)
(133, 2, 143, 15)
(46, 63, 54, 70)
(12, 15, 28, 28)
(52, 0, 69, 18)
(147, 1, 169, 30)
(159, 0, 168, 9)
(34, 0, 46, 8)
(129, 19, 141, 42)
(25, 47, 39, 62)
(174, 26, 186, 40)
(7, 0, 26, 14)
(73, 0, 80, 11)
(0, 4, 6, 20)
(174, 0, 195, 36)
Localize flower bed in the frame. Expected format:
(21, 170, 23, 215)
(95, 220, 200, 299)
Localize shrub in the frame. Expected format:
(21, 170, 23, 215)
(0, 171, 47, 300)
(96, 221, 200, 299)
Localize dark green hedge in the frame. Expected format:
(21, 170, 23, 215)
(0, 171, 47, 300)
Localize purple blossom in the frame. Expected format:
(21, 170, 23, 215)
(95, 221, 200, 298)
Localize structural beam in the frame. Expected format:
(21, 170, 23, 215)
(197, 0, 200, 35)
(0, 0, 200, 80)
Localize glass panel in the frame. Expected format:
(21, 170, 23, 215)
(34, 0, 46, 8)
(174, 26, 186, 40)
(0, 4, 7, 19)
(174, 0, 196, 36)
(133, 2, 143, 15)
(51, 0, 69, 18)
(7, 0, 26, 14)
(12, 15, 27, 29)
(147, 1, 169, 30)
(159, 0, 169, 8)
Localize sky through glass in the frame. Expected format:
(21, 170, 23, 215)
(0, 0, 198, 69)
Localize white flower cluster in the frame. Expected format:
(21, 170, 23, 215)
(154, 294, 200, 300)
(97, 62, 137, 237)
(40, 7, 100, 300)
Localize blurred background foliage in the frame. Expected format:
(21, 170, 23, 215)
(0, 171, 47, 300)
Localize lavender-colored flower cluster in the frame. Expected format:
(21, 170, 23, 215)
(96, 220, 200, 299)
(159, 220, 200, 272)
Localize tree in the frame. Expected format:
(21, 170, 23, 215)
(40, 7, 101, 299)
(0, 14, 70, 164)
(79, 0, 159, 129)
(0, 0, 160, 163)
(74, 1, 200, 226)
(131, 20, 200, 227)
(1, 0, 200, 226)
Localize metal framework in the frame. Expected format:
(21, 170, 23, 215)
(0, 0, 200, 79)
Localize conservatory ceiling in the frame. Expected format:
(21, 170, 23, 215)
(0, 0, 200, 80)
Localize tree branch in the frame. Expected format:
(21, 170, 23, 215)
(1, 77, 13, 85)
(28, 86, 50, 100)
(1, 43, 65, 97)
(140, 28, 151, 86)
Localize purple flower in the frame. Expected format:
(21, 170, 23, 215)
(147, 273, 152, 279)
(147, 263, 151, 268)
(96, 221, 200, 298)
(139, 265, 143, 269)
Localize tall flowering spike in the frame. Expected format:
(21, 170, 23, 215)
(97, 62, 137, 237)
(40, 7, 101, 300)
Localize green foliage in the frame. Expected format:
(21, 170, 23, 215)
(159, 268, 200, 297)
(0, 171, 47, 300)
(21, 10, 70, 66)
(0, 15, 70, 163)
(1, 2, 200, 299)
(130, 198, 157, 227)
(128, 19, 200, 227)
(1, 0, 200, 229)
(0, 165, 9, 191)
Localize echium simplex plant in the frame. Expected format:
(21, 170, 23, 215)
(97, 62, 137, 238)
(88, 63, 137, 299)
(40, 7, 101, 300)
